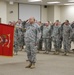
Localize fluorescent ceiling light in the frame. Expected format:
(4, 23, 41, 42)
(68, 0, 74, 2)
(47, 1, 60, 4)
(64, 3, 74, 5)
(28, 0, 42, 2)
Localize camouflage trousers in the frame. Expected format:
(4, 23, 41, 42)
(63, 36, 71, 52)
(53, 38, 61, 52)
(25, 41, 37, 63)
(43, 38, 52, 52)
(14, 42, 19, 53)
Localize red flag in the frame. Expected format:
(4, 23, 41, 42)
(0, 23, 14, 56)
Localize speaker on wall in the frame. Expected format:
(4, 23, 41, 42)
(44, 5, 47, 8)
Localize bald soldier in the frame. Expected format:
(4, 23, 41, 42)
(25, 17, 40, 69)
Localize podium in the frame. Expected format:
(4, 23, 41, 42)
(0, 23, 14, 56)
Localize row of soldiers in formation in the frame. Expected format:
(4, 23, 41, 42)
(9, 19, 74, 56)
(38, 20, 74, 55)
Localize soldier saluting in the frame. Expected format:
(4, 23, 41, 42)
(25, 17, 40, 69)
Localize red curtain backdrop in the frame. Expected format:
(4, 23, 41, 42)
(0, 23, 14, 56)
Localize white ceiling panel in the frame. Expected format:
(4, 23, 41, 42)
(1, 0, 74, 5)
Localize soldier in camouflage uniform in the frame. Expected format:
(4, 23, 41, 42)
(71, 21, 74, 52)
(42, 22, 52, 54)
(22, 20, 28, 46)
(14, 26, 19, 55)
(16, 19, 23, 50)
(62, 20, 72, 55)
(25, 17, 40, 69)
(52, 20, 61, 55)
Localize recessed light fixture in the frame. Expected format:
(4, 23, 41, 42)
(68, 0, 74, 2)
(28, 0, 42, 2)
(47, 1, 60, 4)
(64, 3, 74, 5)
(64, 4, 70, 5)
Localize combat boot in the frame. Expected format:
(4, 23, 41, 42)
(25, 62, 32, 68)
(53, 51, 57, 55)
(30, 63, 35, 69)
(56, 51, 60, 55)
(63, 52, 68, 56)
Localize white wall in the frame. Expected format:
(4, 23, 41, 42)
(0, 1, 18, 23)
(19, 4, 40, 21)
(7, 3, 18, 23)
(48, 5, 74, 23)
(47, 5, 60, 22)
(60, 5, 74, 23)
(48, 6, 54, 22)
(41, 6, 48, 23)
(19, 4, 48, 23)
(1, 1, 74, 23)
(54, 5, 60, 22)
(0, 1, 7, 23)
